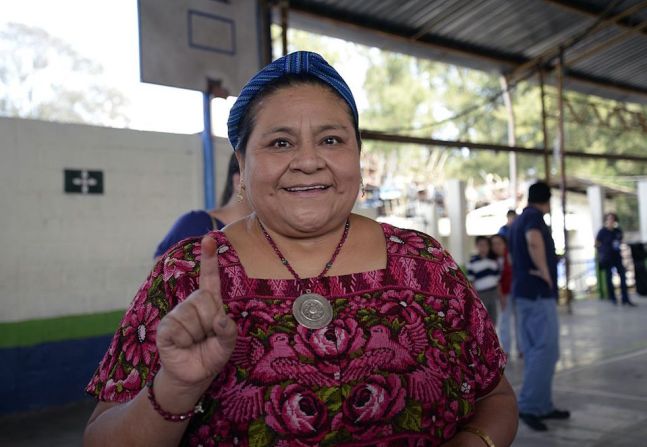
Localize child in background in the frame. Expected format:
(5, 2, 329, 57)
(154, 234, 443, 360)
(467, 235, 501, 324)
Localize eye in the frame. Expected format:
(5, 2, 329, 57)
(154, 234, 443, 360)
(271, 138, 291, 149)
(322, 136, 341, 145)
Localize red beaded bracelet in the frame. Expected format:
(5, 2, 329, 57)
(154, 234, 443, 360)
(146, 381, 204, 422)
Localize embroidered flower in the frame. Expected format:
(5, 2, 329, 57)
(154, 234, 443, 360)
(339, 375, 406, 439)
(163, 253, 196, 282)
(103, 368, 141, 401)
(228, 299, 275, 334)
(379, 289, 426, 321)
(122, 302, 159, 366)
(265, 384, 330, 445)
(386, 230, 426, 256)
(214, 243, 239, 265)
(294, 318, 366, 360)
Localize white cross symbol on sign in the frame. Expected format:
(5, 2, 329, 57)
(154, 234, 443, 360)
(72, 170, 98, 194)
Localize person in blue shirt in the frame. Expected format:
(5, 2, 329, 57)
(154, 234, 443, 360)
(154, 153, 251, 259)
(596, 212, 635, 306)
(508, 181, 569, 431)
(497, 209, 517, 240)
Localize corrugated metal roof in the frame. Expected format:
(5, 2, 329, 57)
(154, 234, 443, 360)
(287, 0, 647, 104)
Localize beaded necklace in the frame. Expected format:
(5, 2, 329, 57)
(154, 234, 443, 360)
(257, 217, 351, 328)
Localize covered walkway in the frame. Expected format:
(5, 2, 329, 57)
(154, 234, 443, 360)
(1, 296, 646, 446)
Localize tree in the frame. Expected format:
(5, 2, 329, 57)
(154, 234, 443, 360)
(0, 22, 129, 126)
(276, 27, 647, 226)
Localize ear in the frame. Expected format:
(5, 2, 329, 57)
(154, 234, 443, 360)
(235, 151, 245, 175)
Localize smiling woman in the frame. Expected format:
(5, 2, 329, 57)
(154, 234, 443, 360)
(83, 51, 518, 447)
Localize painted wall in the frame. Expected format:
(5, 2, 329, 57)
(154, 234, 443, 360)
(0, 117, 234, 413)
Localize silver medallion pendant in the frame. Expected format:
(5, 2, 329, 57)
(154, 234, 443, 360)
(292, 293, 333, 329)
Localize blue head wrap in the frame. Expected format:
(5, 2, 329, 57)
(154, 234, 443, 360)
(227, 51, 359, 151)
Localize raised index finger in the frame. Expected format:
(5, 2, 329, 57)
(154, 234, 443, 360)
(199, 235, 221, 296)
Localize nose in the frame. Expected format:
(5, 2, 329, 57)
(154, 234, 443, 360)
(289, 140, 325, 174)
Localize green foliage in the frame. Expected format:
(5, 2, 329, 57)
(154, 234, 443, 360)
(277, 28, 647, 226)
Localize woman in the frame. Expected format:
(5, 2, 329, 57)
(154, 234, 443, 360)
(84, 51, 517, 446)
(491, 234, 516, 357)
(154, 153, 251, 259)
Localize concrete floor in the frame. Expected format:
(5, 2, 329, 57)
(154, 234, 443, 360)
(2, 296, 646, 447)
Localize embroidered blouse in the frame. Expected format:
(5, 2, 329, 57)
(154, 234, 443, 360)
(87, 223, 506, 446)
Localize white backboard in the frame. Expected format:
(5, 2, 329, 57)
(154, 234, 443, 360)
(138, 0, 268, 95)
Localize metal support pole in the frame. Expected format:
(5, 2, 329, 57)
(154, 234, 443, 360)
(280, 0, 289, 56)
(202, 91, 215, 209)
(539, 68, 551, 184)
(557, 48, 571, 311)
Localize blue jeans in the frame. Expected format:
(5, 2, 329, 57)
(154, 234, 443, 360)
(498, 295, 519, 355)
(515, 297, 560, 415)
(604, 261, 630, 303)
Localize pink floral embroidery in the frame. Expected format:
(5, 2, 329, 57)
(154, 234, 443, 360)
(214, 243, 239, 265)
(228, 299, 275, 334)
(86, 223, 506, 446)
(187, 425, 216, 447)
(103, 368, 141, 401)
(339, 375, 406, 438)
(380, 289, 426, 321)
(293, 318, 365, 359)
(162, 252, 195, 282)
(265, 384, 330, 445)
(121, 302, 159, 366)
(385, 229, 426, 256)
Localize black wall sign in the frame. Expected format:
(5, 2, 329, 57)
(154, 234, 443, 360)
(64, 169, 104, 194)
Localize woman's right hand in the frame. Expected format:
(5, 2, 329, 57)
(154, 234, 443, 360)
(156, 235, 238, 390)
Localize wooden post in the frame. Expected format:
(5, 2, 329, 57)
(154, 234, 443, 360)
(500, 75, 517, 207)
(280, 0, 289, 56)
(539, 67, 550, 184)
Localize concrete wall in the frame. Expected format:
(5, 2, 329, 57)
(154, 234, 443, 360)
(0, 117, 235, 323)
(0, 117, 236, 413)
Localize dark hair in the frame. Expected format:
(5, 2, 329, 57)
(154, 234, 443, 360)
(235, 73, 362, 155)
(528, 181, 551, 204)
(220, 152, 240, 206)
(475, 235, 496, 260)
(475, 235, 491, 245)
(506, 209, 517, 218)
(605, 212, 618, 222)
(491, 233, 507, 246)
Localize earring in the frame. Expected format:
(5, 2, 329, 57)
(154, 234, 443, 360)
(360, 178, 366, 198)
(236, 180, 245, 202)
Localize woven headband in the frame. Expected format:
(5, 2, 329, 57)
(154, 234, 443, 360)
(227, 51, 359, 151)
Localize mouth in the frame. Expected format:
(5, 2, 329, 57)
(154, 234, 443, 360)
(283, 184, 331, 193)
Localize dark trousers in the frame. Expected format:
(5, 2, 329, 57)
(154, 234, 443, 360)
(604, 260, 630, 303)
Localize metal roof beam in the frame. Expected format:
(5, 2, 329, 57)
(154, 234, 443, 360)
(544, 0, 647, 37)
(359, 129, 647, 163)
(566, 17, 647, 66)
(286, 4, 522, 67)
(508, 0, 647, 81)
(284, 3, 647, 102)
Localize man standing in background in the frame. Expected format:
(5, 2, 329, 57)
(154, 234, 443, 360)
(596, 212, 635, 306)
(508, 181, 570, 431)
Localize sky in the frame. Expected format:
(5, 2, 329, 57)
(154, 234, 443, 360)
(1, 0, 368, 137)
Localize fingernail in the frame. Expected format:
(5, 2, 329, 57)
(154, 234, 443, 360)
(218, 317, 229, 329)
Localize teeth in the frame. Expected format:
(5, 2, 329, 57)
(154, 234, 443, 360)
(286, 185, 327, 192)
